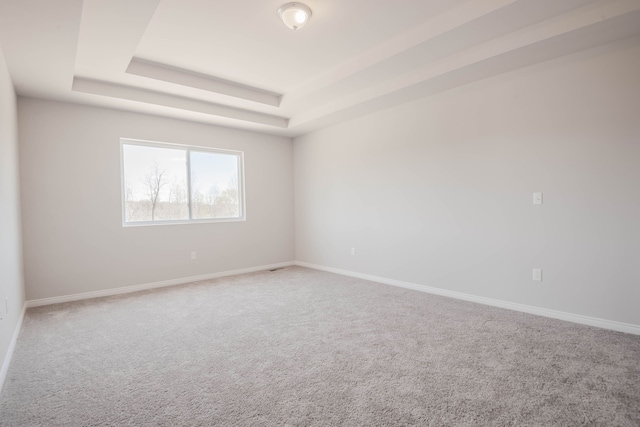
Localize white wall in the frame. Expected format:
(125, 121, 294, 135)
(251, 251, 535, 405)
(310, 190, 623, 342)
(0, 46, 25, 382)
(19, 99, 294, 301)
(294, 38, 640, 326)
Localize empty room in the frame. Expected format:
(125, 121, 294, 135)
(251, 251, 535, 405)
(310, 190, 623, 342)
(1, 0, 639, 425)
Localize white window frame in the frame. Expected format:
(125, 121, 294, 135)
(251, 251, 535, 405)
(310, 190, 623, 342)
(120, 138, 246, 227)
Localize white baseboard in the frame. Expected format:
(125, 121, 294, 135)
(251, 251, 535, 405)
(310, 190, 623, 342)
(0, 302, 27, 394)
(26, 262, 295, 308)
(295, 261, 640, 336)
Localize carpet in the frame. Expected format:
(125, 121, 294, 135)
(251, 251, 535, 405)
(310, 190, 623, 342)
(1, 267, 639, 426)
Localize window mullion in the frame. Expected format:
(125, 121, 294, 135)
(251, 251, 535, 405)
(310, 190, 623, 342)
(186, 149, 193, 220)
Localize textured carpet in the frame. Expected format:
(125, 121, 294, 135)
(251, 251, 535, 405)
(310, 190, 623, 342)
(1, 267, 639, 426)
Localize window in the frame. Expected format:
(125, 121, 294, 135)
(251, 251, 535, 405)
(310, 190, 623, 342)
(121, 139, 244, 225)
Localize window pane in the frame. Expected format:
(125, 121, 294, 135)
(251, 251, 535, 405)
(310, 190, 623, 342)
(190, 151, 240, 219)
(122, 144, 189, 222)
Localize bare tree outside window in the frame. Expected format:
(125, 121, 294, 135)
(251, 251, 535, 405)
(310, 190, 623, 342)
(144, 162, 167, 221)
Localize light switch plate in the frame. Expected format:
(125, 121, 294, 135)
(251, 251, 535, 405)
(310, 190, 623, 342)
(532, 268, 542, 281)
(533, 192, 543, 205)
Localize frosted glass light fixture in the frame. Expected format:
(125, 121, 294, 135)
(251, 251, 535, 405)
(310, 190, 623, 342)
(278, 2, 312, 30)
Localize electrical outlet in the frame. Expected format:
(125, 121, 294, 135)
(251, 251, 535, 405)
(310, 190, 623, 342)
(350, 248, 355, 256)
(191, 251, 197, 261)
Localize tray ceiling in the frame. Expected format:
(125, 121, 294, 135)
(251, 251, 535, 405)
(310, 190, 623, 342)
(1, 0, 639, 137)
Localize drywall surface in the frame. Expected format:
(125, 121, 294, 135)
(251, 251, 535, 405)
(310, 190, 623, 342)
(19, 99, 294, 300)
(0, 47, 25, 377)
(294, 38, 640, 326)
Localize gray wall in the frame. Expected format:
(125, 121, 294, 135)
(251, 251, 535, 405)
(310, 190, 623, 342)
(294, 39, 640, 326)
(19, 99, 294, 301)
(0, 46, 25, 381)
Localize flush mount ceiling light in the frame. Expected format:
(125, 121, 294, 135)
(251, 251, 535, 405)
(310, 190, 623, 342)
(277, 2, 312, 30)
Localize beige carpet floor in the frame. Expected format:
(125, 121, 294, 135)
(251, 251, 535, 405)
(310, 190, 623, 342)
(1, 266, 639, 426)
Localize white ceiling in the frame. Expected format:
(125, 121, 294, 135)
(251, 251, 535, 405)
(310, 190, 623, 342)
(1, 0, 639, 137)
